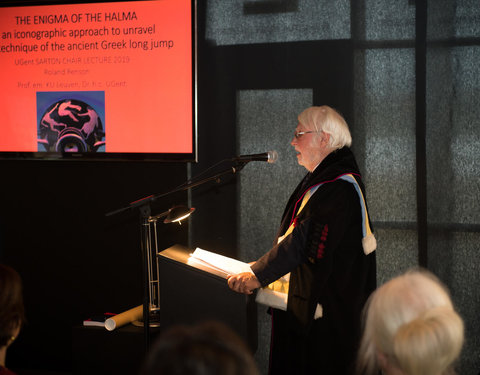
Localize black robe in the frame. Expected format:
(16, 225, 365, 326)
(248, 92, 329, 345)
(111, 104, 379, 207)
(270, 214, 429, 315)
(251, 147, 377, 375)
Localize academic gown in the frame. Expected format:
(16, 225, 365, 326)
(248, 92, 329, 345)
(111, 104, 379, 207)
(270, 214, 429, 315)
(251, 147, 377, 375)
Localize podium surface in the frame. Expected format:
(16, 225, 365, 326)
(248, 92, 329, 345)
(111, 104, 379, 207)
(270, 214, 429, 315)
(158, 244, 257, 352)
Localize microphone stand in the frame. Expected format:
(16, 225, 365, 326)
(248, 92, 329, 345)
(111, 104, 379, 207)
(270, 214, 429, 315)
(105, 161, 249, 351)
(106, 162, 248, 218)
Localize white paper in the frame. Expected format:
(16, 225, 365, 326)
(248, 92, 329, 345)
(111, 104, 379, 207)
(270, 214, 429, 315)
(255, 288, 288, 311)
(188, 248, 253, 276)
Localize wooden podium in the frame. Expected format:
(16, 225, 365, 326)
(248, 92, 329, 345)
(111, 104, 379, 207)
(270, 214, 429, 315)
(157, 244, 257, 352)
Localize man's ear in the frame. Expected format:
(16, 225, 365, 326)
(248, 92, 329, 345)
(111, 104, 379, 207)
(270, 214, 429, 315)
(320, 131, 330, 147)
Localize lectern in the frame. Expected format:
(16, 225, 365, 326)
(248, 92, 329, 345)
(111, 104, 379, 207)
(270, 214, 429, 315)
(158, 244, 257, 352)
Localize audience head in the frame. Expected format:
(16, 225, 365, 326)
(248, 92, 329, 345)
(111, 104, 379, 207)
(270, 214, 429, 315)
(356, 269, 464, 375)
(140, 321, 259, 375)
(0, 264, 25, 348)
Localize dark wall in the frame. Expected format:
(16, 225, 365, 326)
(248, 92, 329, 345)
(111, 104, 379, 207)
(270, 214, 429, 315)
(0, 160, 189, 371)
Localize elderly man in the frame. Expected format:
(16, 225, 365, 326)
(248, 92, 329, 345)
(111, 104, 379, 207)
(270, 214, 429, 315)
(228, 106, 377, 374)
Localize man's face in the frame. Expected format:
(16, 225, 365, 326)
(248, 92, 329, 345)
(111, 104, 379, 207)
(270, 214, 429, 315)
(290, 122, 325, 172)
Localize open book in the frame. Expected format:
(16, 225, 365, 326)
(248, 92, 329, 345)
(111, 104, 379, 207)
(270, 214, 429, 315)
(187, 248, 290, 313)
(187, 248, 253, 278)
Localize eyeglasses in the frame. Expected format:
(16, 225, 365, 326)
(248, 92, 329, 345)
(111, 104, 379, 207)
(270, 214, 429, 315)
(294, 130, 319, 139)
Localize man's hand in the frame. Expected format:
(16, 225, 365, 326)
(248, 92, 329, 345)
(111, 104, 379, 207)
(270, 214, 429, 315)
(227, 272, 261, 294)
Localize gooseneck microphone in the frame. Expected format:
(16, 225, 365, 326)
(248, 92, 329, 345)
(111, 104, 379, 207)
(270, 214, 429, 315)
(233, 150, 278, 164)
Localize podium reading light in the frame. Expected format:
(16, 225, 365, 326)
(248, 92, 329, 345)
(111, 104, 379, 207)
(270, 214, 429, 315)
(163, 205, 195, 224)
(136, 205, 195, 328)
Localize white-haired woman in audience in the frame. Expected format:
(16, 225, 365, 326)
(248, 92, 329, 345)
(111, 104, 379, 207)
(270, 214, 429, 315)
(356, 269, 464, 375)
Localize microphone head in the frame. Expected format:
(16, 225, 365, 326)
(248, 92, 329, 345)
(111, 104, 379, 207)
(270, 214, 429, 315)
(267, 150, 278, 164)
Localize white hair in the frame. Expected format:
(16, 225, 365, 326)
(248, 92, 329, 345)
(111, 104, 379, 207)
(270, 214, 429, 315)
(297, 106, 352, 149)
(356, 269, 464, 375)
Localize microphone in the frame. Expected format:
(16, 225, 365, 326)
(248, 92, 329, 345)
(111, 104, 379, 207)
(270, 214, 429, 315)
(233, 150, 278, 164)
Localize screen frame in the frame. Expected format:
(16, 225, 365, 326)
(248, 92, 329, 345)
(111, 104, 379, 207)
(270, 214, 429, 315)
(0, 0, 198, 162)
